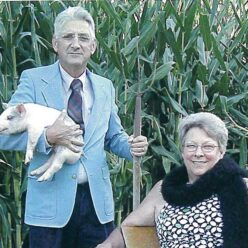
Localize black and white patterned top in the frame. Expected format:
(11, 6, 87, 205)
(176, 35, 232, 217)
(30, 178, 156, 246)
(155, 195, 224, 248)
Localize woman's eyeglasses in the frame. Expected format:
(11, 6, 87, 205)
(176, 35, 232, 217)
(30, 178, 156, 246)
(183, 144, 219, 153)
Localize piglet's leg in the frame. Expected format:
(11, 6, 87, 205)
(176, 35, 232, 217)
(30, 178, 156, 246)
(30, 153, 55, 177)
(25, 128, 43, 164)
(36, 153, 65, 182)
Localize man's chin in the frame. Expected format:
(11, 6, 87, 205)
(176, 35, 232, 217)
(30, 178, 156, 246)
(66, 60, 85, 68)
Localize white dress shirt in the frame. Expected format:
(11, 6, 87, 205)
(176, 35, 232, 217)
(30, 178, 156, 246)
(59, 64, 94, 183)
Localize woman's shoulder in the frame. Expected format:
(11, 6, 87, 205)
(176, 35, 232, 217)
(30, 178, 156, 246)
(150, 180, 167, 218)
(146, 180, 164, 202)
(122, 180, 166, 227)
(151, 180, 163, 192)
(133, 180, 164, 206)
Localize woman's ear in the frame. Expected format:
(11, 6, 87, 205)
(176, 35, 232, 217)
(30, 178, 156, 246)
(220, 150, 225, 159)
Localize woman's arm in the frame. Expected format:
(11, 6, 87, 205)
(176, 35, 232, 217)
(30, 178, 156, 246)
(122, 180, 164, 226)
(96, 180, 165, 248)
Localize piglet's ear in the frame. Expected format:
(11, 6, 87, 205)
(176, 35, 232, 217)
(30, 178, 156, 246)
(16, 104, 26, 116)
(2, 103, 8, 110)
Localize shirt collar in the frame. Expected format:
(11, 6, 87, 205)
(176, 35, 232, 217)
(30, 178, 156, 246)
(59, 64, 86, 92)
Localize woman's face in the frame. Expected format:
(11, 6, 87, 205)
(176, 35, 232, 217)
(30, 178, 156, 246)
(182, 127, 224, 183)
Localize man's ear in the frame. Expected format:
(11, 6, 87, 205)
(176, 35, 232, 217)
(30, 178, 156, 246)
(90, 39, 97, 55)
(52, 37, 58, 53)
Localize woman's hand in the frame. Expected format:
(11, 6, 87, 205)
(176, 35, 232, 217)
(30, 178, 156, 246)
(95, 244, 112, 248)
(95, 227, 125, 248)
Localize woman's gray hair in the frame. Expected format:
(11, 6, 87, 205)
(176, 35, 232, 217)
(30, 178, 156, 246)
(54, 6, 95, 38)
(178, 112, 228, 152)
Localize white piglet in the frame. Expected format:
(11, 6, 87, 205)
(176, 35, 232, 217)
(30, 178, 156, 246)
(0, 103, 83, 181)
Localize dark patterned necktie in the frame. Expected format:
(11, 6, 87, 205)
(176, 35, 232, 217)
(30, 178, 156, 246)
(67, 79, 85, 133)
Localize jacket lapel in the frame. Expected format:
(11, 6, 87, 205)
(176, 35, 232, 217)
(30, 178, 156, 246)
(40, 62, 65, 110)
(84, 71, 107, 147)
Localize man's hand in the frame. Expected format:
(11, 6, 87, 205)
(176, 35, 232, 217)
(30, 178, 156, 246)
(128, 135, 148, 157)
(46, 111, 83, 153)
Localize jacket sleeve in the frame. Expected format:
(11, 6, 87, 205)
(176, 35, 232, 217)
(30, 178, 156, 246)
(0, 70, 50, 154)
(104, 82, 132, 161)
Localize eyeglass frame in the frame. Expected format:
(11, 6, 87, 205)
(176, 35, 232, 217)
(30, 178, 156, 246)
(182, 143, 220, 153)
(57, 32, 94, 44)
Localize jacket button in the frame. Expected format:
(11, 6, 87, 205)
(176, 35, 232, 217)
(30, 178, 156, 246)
(72, 174, 77, 179)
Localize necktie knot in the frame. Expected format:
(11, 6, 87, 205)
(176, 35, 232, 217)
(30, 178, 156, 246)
(70, 79, 82, 91)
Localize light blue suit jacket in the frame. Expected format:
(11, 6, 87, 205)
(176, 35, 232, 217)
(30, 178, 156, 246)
(0, 62, 132, 227)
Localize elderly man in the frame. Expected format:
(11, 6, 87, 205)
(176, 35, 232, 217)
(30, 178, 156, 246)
(0, 6, 148, 248)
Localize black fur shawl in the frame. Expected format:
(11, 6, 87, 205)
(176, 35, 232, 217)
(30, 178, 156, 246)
(161, 156, 248, 248)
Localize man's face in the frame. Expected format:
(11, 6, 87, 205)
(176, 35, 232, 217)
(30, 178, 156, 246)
(52, 20, 96, 76)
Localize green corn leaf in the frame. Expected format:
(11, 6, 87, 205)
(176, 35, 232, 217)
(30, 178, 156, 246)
(239, 137, 247, 168)
(229, 19, 248, 52)
(98, 0, 123, 30)
(199, 13, 212, 51)
(145, 62, 175, 86)
(151, 145, 181, 166)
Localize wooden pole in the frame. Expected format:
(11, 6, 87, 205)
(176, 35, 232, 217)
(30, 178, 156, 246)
(133, 93, 142, 210)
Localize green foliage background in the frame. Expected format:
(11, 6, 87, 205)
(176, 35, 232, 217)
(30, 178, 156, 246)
(0, 0, 248, 247)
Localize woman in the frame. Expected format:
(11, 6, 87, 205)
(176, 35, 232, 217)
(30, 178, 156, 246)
(96, 112, 248, 248)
